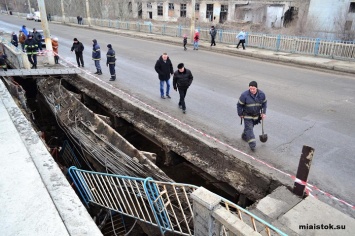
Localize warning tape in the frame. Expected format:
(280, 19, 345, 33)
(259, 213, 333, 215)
(54, 53, 355, 210)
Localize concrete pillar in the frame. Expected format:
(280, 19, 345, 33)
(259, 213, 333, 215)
(191, 187, 221, 236)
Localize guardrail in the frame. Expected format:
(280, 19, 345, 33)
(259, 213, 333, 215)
(68, 167, 286, 235)
(5, 11, 355, 60)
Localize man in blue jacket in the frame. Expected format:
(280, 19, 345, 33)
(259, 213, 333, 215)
(236, 28, 246, 50)
(237, 81, 267, 151)
(92, 39, 102, 75)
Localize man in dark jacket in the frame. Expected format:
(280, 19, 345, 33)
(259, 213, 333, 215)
(209, 26, 217, 46)
(173, 63, 193, 114)
(11, 32, 18, 47)
(24, 34, 38, 69)
(106, 44, 116, 81)
(155, 52, 173, 99)
(237, 81, 267, 151)
(32, 28, 42, 53)
(92, 39, 102, 75)
(71, 38, 84, 67)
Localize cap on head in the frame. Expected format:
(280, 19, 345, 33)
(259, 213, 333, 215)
(33, 28, 36, 31)
(23, 25, 26, 28)
(53, 37, 58, 41)
(177, 63, 184, 69)
(73, 38, 78, 41)
(249, 81, 258, 88)
(107, 44, 112, 48)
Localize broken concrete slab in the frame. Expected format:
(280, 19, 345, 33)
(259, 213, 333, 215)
(278, 197, 355, 236)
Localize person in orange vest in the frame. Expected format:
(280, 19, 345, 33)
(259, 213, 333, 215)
(51, 37, 59, 64)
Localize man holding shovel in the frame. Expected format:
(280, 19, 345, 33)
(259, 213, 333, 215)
(237, 81, 267, 151)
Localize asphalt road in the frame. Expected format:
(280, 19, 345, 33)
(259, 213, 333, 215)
(1, 15, 354, 210)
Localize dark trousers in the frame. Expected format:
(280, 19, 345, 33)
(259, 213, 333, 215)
(27, 54, 37, 66)
(211, 36, 216, 46)
(54, 55, 59, 64)
(243, 119, 256, 148)
(237, 39, 246, 49)
(178, 87, 188, 110)
(75, 52, 84, 66)
(109, 64, 115, 79)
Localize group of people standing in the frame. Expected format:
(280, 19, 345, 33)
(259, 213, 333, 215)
(71, 38, 116, 81)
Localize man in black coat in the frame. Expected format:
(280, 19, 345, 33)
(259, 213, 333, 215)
(106, 44, 116, 81)
(173, 63, 193, 114)
(71, 38, 85, 67)
(154, 52, 173, 99)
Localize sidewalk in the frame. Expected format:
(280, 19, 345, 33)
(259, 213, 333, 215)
(0, 80, 102, 236)
(59, 21, 355, 75)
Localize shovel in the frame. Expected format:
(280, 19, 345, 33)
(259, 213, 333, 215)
(259, 114, 268, 143)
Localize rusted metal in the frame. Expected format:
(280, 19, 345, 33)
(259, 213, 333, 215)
(293, 145, 315, 197)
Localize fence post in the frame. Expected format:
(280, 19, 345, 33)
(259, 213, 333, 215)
(219, 29, 223, 43)
(330, 41, 335, 59)
(126, 22, 129, 30)
(293, 145, 315, 197)
(149, 23, 152, 33)
(314, 38, 320, 56)
(163, 24, 166, 35)
(245, 32, 249, 46)
(276, 34, 281, 51)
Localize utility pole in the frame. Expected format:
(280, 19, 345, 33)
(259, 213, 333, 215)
(37, 0, 55, 65)
(60, 0, 65, 22)
(86, 0, 92, 26)
(190, 0, 196, 43)
(27, 0, 32, 13)
(4, 0, 9, 13)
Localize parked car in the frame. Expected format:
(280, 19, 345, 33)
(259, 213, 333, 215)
(26, 13, 34, 20)
(33, 11, 41, 22)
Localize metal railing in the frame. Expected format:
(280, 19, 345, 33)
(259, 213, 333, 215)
(49, 15, 355, 61)
(68, 167, 287, 236)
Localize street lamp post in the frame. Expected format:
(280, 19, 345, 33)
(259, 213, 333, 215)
(190, 0, 196, 43)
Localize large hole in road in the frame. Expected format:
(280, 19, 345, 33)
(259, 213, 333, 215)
(3, 76, 255, 208)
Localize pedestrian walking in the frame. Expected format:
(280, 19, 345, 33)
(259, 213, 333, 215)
(11, 32, 18, 47)
(173, 63, 193, 114)
(237, 81, 267, 151)
(47, 13, 51, 22)
(77, 16, 80, 24)
(106, 44, 116, 81)
(154, 52, 173, 99)
(24, 34, 38, 69)
(209, 26, 217, 47)
(236, 28, 246, 50)
(51, 37, 59, 64)
(19, 30, 26, 52)
(33, 28, 42, 53)
(92, 39, 102, 75)
(193, 30, 200, 50)
(79, 16, 83, 25)
(183, 34, 187, 51)
(71, 38, 84, 67)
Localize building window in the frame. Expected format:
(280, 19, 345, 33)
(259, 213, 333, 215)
(206, 4, 213, 19)
(345, 21, 353, 31)
(147, 2, 152, 9)
(157, 3, 163, 16)
(181, 4, 186, 17)
(349, 3, 355, 13)
(169, 3, 174, 10)
(221, 5, 228, 12)
(195, 3, 200, 11)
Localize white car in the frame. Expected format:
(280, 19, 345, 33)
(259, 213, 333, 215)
(33, 11, 41, 22)
(26, 13, 34, 20)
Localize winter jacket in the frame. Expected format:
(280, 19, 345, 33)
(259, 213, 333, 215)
(11, 34, 18, 47)
(106, 48, 116, 65)
(237, 90, 267, 118)
(210, 28, 217, 38)
(92, 39, 101, 60)
(33, 31, 42, 43)
(154, 55, 173, 81)
(19, 32, 26, 44)
(236, 31, 246, 40)
(24, 38, 38, 55)
(193, 32, 200, 42)
(173, 68, 193, 89)
(71, 41, 84, 54)
(21, 26, 28, 37)
(51, 39, 58, 54)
